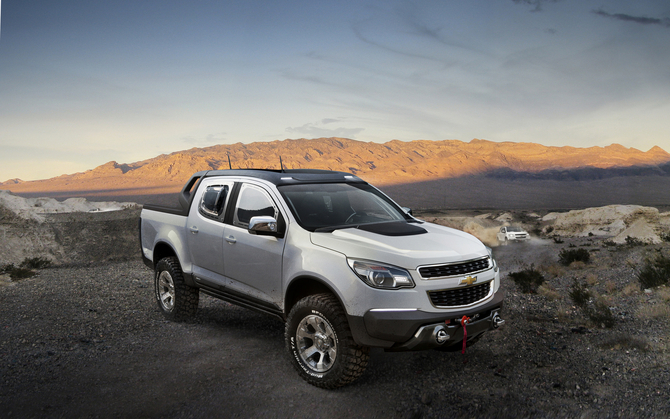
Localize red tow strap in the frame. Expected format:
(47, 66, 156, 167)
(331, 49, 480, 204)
(460, 316, 471, 354)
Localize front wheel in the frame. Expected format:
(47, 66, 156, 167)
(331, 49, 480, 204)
(285, 294, 369, 388)
(154, 256, 199, 321)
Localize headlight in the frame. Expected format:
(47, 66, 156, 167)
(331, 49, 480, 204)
(347, 259, 415, 289)
(486, 246, 499, 272)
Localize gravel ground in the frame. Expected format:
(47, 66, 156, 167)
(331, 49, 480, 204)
(1, 238, 670, 418)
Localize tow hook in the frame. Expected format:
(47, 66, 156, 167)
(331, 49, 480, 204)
(492, 313, 505, 329)
(434, 326, 450, 344)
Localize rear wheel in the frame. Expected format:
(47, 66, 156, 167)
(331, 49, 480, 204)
(154, 256, 199, 321)
(285, 293, 369, 388)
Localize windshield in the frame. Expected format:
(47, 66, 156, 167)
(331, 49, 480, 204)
(278, 183, 408, 231)
(507, 227, 525, 232)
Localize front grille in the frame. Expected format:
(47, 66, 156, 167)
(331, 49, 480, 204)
(418, 257, 490, 279)
(428, 282, 491, 307)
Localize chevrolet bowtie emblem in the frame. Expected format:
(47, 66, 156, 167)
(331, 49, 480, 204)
(460, 275, 477, 286)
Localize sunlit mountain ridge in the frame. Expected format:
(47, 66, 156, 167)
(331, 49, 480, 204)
(3, 138, 670, 208)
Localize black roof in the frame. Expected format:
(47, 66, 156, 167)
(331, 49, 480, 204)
(196, 169, 365, 186)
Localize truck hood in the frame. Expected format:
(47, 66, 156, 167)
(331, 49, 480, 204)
(310, 222, 488, 270)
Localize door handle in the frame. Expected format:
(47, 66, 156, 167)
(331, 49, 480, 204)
(189, 226, 199, 234)
(225, 235, 236, 244)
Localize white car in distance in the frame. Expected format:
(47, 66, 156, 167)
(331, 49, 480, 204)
(497, 226, 530, 244)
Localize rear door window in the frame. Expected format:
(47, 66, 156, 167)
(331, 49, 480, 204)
(199, 185, 229, 220)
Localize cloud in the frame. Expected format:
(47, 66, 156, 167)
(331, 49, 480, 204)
(592, 9, 670, 27)
(286, 119, 364, 138)
(351, 20, 450, 64)
(511, 0, 562, 13)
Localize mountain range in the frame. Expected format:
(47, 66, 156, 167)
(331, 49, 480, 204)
(4, 138, 670, 209)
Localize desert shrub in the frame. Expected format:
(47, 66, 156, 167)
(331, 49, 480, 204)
(636, 254, 670, 289)
(20, 257, 51, 270)
(545, 226, 554, 234)
(569, 280, 616, 328)
(0, 263, 14, 275)
(559, 248, 590, 266)
(589, 300, 617, 328)
(9, 267, 36, 280)
(637, 303, 670, 321)
(544, 264, 564, 278)
(508, 265, 545, 293)
(604, 280, 617, 294)
(660, 232, 670, 243)
(600, 334, 650, 352)
(602, 239, 617, 247)
(623, 283, 640, 296)
(625, 236, 647, 247)
(569, 261, 587, 270)
(552, 236, 564, 244)
(586, 273, 598, 286)
(1, 257, 50, 281)
(569, 280, 591, 307)
(537, 285, 561, 300)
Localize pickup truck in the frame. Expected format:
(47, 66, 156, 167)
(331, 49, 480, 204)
(139, 169, 504, 388)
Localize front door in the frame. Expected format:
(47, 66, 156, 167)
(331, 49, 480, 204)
(223, 183, 285, 305)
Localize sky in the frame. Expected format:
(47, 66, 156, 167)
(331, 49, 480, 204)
(1, 0, 670, 181)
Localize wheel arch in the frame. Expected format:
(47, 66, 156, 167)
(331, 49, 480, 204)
(284, 275, 344, 317)
(152, 241, 178, 269)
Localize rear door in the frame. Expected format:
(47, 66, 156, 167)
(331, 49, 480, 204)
(222, 182, 286, 305)
(186, 179, 234, 284)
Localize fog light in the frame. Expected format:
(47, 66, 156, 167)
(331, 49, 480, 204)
(435, 327, 450, 344)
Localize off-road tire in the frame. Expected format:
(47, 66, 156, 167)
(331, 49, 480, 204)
(285, 293, 369, 389)
(154, 256, 199, 321)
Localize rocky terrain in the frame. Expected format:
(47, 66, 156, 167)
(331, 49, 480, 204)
(0, 190, 140, 266)
(3, 138, 670, 209)
(1, 193, 669, 417)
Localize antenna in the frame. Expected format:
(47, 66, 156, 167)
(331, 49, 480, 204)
(227, 153, 232, 170)
(279, 156, 285, 172)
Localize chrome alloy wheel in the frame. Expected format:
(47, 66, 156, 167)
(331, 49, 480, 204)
(296, 314, 337, 372)
(157, 271, 176, 311)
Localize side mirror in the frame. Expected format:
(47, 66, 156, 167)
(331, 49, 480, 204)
(249, 216, 279, 236)
(401, 207, 413, 216)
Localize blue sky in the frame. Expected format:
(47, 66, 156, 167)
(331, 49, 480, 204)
(1, 0, 669, 181)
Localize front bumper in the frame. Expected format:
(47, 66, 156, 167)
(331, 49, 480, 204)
(347, 292, 504, 350)
(387, 307, 504, 351)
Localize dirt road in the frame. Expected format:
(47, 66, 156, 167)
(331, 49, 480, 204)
(2, 241, 670, 418)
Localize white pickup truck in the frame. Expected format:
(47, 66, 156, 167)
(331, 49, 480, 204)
(139, 169, 505, 388)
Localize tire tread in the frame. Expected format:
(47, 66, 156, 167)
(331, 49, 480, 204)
(285, 293, 369, 389)
(155, 256, 199, 321)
